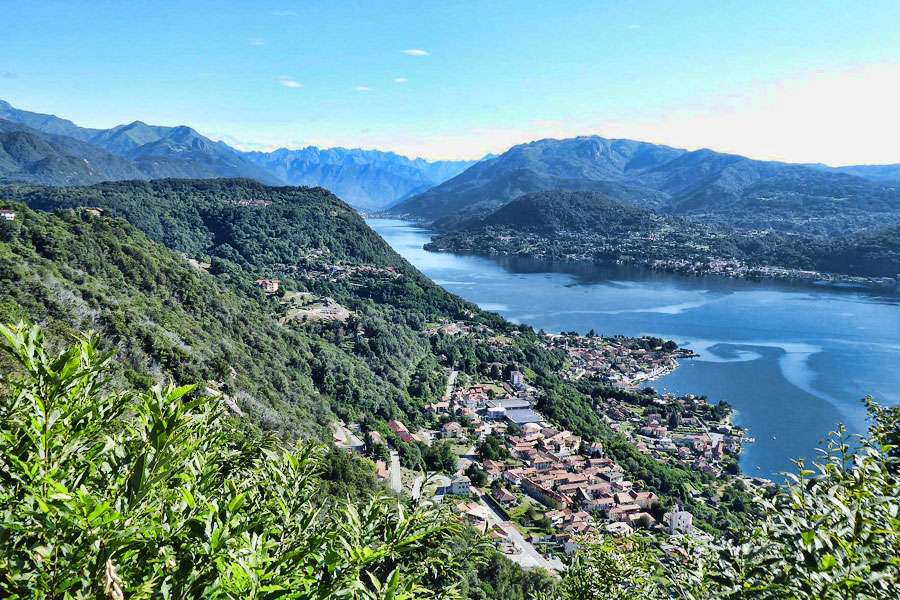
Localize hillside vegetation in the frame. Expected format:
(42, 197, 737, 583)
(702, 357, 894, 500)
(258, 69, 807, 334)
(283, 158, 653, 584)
(0, 181, 491, 438)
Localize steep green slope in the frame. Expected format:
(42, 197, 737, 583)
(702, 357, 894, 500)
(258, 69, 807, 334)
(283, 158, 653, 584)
(0, 182, 492, 439)
(470, 190, 661, 234)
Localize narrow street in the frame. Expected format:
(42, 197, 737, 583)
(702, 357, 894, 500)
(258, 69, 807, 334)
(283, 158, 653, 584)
(475, 494, 564, 571)
(443, 369, 458, 401)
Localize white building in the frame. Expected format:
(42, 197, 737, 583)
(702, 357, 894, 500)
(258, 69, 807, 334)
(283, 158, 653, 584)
(485, 406, 506, 420)
(664, 509, 694, 535)
(450, 475, 471, 496)
(509, 370, 524, 388)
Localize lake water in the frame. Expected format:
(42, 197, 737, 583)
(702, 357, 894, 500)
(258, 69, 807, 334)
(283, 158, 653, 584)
(368, 218, 900, 479)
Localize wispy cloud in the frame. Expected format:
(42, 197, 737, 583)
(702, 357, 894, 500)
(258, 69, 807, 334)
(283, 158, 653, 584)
(401, 48, 429, 56)
(355, 85, 372, 92)
(0, 71, 16, 79)
(394, 77, 408, 83)
(278, 76, 303, 89)
(271, 9, 297, 17)
(248, 37, 266, 46)
(627, 24, 641, 30)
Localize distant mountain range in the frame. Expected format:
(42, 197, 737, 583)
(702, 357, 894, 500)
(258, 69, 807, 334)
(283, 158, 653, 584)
(0, 100, 278, 184)
(0, 100, 472, 208)
(243, 147, 475, 210)
(391, 136, 900, 236)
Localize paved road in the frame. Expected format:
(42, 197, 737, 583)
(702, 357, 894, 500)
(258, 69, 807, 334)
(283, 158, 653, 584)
(456, 445, 477, 475)
(476, 494, 564, 571)
(442, 370, 458, 401)
(388, 450, 402, 493)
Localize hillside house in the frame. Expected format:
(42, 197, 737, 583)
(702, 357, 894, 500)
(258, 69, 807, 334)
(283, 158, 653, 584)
(440, 421, 464, 439)
(0, 209, 16, 221)
(664, 509, 694, 535)
(255, 278, 281, 293)
(388, 419, 415, 443)
(450, 475, 472, 496)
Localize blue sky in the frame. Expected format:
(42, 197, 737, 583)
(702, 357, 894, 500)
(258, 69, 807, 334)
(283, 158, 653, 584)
(3, 1, 900, 163)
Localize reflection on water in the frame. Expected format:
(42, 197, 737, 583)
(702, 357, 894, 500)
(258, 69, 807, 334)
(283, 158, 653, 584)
(369, 218, 900, 479)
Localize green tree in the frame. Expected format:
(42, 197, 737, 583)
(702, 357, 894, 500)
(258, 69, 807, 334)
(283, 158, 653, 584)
(0, 323, 468, 599)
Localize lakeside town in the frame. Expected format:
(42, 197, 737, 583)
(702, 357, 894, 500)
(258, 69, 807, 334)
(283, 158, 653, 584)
(333, 326, 756, 571)
(426, 227, 900, 291)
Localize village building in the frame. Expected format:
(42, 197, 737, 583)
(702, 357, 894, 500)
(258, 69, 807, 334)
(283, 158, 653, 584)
(664, 509, 694, 535)
(255, 278, 281, 293)
(493, 487, 517, 506)
(509, 370, 525, 388)
(388, 419, 415, 443)
(440, 421, 464, 439)
(450, 475, 472, 496)
(0, 209, 16, 221)
(505, 408, 544, 426)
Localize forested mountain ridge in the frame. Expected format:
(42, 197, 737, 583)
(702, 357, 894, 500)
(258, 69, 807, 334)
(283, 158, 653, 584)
(391, 135, 900, 236)
(0, 180, 487, 438)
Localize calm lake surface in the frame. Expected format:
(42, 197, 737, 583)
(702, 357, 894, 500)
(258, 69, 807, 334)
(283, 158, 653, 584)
(369, 218, 900, 479)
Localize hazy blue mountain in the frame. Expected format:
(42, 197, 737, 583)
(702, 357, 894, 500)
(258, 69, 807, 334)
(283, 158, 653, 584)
(0, 119, 146, 185)
(812, 163, 900, 183)
(88, 120, 174, 155)
(392, 136, 684, 221)
(0, 99, 100, 141)
(0, 99, 473, 201)
(392, 135, 900, 235)
(0, 100, 281, 185)
(243, 147, 476, 210)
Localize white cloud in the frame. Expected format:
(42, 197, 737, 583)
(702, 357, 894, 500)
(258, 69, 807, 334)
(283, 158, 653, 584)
(394, 77, 408, 83)
(607, 62, 900, 166)
(355, 85, 371, 92)
(351, 62, 900, 164)
(248, 37, 266, 46)
(401, 49, 429, 56)
(278, 76, 303, 89)
(219, 62, 900, 164)
(271, 9, 297, 17)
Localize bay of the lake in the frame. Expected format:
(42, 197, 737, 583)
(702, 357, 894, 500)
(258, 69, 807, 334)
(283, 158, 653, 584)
(369, 218, 900, 479)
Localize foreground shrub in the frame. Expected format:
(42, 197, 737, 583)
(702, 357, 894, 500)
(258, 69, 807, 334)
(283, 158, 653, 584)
(0, 323, 462, 599)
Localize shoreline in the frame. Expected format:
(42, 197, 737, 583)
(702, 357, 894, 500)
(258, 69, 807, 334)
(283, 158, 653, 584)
(424, 239, 900, 293)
